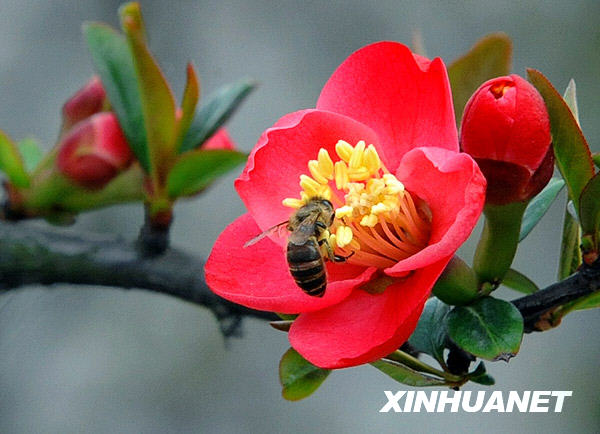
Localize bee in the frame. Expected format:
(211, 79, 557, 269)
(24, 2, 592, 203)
(244, 197, 351, 297)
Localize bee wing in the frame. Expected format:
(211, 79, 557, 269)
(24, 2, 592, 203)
(243, 221, 288, 247)
(288, 212, 320, 245)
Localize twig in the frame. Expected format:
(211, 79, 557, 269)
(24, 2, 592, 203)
(0, 219, 598, 338)
(0, 219, 277, 336)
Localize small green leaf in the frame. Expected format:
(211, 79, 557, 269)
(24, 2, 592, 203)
(447, 297, 523, 361)
(177, 63, 200, 151)
(593, 153, 600, 169)
(527, 70, 594, 219)
(468, 362, 495, 386)
(17, 138, 44, 172)
(371, 360, 447, 387)
(120, 3, 177, 179)
(519, 178, 565, 241)
(0, 129, 29, 187)
(562, 79, 579, 124)
(180, 79, 256, 153)
(276, 313, 298, 320)
(448, 33, 512, 127)
(572, 292, 600, 311)
(559, 205, 582, 280)
(269, 320, 293, 332)
(579, 173, 600, 237)
(83, 23, 148, 171)
(502, 269, 539, 294)
(279, 348, 330, 401)
(166, 149, 247, 198)
(408, 297, 450, 364)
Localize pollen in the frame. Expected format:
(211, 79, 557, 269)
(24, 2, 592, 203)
(282, 140, 431, 270)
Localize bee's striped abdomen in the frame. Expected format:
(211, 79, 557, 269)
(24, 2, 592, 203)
(287, 241, 326, 297)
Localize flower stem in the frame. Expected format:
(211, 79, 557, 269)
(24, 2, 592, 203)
(474, 201, 528, 287)
(384, 350, 463, 383)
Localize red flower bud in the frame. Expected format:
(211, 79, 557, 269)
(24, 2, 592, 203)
(201, 128, 235, 150)
(62, 76, 108, 131)
(460, 74, 553, 205)
(57, 112, 132, 189)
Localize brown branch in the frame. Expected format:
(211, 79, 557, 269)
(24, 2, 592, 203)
(0, 219, 277, 336)
(512, 259, 600, 332)
(0, 219, 598, 338)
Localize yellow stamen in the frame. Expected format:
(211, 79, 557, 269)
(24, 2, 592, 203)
(335, 140, 353, 162)
(308, 160, 329, 185)
(348, 140, 366, 169)
(334, 160, 349, 190)
(299, 174, 321, 196)
(335, 205, 353, 219)
(318, 148, 334, 176)
(335, 225, 353, 248)
(364, 144, 381, 173)
(282, 198, 304, 209)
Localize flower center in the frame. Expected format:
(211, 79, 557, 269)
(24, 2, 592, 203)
(282, 140, 431, 269)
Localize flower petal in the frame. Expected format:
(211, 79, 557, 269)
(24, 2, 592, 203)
(205, 213, 378, 314)
(235, 109, 380, 242)
(289, 258, 449, 369)
(386, 147, 485, 276)
(317, 41, 458, 171)
(201, 128, 235, 150)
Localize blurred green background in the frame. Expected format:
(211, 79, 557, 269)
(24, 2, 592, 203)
(0, 0, 598, 432)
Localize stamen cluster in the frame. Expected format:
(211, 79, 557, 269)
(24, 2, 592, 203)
(283, 140, 431, 269)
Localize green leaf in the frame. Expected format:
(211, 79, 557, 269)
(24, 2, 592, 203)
(572, 292, 600, 311)
(559, 205, 582, 280)
(579, 173, 600, 237)
(120, 3, 177, 179)
(502, 269, 539, 294)
(83, 23, 148, 171)
(0, 129, 29, 187)
(166, 149, 247, 198)
(519, 178, 565, 241)
(279, 348, 330, 401)
(593, 153, 600, 169)
(180, 79, 256, 153)
(276, 313, 298, 320)
(17, 138, 44, 172)
(176, 63, 200, 151)
(408, 297, 450, 364)
(269, 320, 293, 332)
(468, 362, 495, 386)
(562, 79, 579, 124)
(448, 33, 512, 127)
(371, 360, 447, 387)
(527, 70, 594, 219)
(447, 296, 523, 361)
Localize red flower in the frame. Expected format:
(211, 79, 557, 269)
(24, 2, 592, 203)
(460, 74, 553, 204)
(206, 42, 486, 369)
(57, 112, 133, 189)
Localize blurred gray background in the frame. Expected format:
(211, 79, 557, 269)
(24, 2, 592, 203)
(0, 0, 599, 433)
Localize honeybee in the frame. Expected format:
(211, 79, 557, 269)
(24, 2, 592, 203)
(244, 197, 351, 297)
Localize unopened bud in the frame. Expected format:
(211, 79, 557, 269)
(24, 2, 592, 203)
(57, 112, 132, 189)
(461, 74, 553, 205)
(62, 76, 108, 131)
(201, 128, 235, 150)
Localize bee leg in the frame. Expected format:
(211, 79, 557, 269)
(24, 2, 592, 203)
(318, 237, 336, 262)
(315, 221, 328, 237)
(318, 238, 354, 263)
(333, 251, 355, 263)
